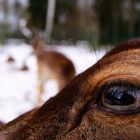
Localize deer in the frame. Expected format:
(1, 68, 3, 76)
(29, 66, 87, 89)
(0, 38, 140, 140)
(31, 36, 76, 105)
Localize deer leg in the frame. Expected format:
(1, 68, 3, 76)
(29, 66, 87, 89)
(36, 80, 45, 105)
(36, 65, 45, 106)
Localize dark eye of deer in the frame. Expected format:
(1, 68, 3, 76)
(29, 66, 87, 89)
(101, 83, 140, 114)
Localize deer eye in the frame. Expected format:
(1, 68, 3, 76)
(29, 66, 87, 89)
(100, 82, 140, 114)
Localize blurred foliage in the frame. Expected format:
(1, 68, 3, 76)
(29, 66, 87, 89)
(95, 0, 140, 44)
(53, 0, 77, 40)
(0, 23, 8, 44)
(27, 0, 47, 30)
(27, 0, 77, 40)
(27, 0, 140, 45)
(95, 0, 122, 44)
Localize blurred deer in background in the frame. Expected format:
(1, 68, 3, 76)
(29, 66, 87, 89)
(32, 36, 76, 105)
(0, 38, 140, 139)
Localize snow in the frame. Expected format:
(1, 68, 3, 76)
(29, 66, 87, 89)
(0, 42, 106, 123)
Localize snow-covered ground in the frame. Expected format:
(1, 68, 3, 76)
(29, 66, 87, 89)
(0, 42, 106, 123)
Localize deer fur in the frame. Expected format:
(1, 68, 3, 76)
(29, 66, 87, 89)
(32, 37, 76, 104)
(0, 121, 3, 126)
(0, 38, 140, 140)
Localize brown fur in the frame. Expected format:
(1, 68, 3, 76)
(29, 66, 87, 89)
(0, 38, 140, 139)
(0, 121, 3, 126)
(32, 37, 76, 104)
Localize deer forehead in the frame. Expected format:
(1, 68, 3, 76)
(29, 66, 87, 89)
(76, 46, 140, 98)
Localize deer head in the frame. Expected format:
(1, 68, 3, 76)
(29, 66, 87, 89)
(0, 38, 140, 139)
(31, 35, 43, 56)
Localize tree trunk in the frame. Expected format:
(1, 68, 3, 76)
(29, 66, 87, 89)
(45, 0, 56, 44)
